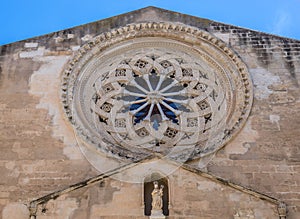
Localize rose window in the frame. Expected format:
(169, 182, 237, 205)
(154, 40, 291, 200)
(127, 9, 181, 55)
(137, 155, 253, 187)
(62, 23, 253, 162)
(90, 49, 226, 153)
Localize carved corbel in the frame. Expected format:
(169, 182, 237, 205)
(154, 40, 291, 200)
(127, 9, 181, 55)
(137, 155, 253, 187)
(278, 202, 287, 219)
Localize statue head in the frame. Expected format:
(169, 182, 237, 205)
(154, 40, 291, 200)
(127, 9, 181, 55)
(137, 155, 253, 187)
(153, 181, 159, 189)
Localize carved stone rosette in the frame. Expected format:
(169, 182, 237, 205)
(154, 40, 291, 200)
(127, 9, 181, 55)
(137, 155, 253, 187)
(61, 22, 253, 162)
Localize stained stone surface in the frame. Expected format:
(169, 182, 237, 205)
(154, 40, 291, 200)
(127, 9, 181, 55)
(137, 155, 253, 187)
(0, 6, 300, 219)
(32, 164, 279, 219)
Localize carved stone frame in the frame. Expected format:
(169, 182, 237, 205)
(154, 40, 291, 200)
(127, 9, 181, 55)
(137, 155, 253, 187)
(61, 22, 253, 161)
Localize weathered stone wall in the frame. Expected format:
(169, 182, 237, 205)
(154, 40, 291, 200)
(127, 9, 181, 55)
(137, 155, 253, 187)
(0, 6, 299, 219)
(32, 164, 278, 219)
(207, 22, 300, 218)
(0, 29, 98, 219)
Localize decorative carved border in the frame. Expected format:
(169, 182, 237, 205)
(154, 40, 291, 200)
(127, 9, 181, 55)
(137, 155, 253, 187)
(61, 22, 253, 161)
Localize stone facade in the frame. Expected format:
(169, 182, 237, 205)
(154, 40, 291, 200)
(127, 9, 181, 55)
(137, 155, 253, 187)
(32, 164, 279, 219)
(0, 6, 299, 219)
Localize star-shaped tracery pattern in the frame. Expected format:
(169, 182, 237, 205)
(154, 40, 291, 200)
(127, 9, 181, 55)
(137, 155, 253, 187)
(89, 49, 228, 153)
(121, 68, 190, 130)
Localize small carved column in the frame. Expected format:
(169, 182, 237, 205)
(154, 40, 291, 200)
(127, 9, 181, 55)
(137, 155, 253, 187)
(278, 202, 287, 219)
(29, 203, 37, 219)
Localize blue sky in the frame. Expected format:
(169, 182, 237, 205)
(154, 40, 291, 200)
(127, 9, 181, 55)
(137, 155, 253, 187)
(1, 0, 300, 45)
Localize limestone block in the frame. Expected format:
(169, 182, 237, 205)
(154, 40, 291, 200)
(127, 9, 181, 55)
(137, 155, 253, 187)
(19, 47, 45, 58)
(2, 203, 29, 219)
(24, 42, 38, 48)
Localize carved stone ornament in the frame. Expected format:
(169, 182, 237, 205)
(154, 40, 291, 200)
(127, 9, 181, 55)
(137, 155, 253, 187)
(61, 22, 253, 162)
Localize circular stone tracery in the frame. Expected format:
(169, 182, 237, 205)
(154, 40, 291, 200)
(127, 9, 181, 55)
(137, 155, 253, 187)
(123, 69, 188, 129)
(62, 22, 253, 162)
(90, 47, 226, 154)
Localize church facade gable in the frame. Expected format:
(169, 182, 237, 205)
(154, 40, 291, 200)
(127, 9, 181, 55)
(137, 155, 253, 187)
(0, 6, 299, 219)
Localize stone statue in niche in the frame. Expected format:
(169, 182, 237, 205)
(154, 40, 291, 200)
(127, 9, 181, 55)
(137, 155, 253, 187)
(151, 181, 165, 218)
